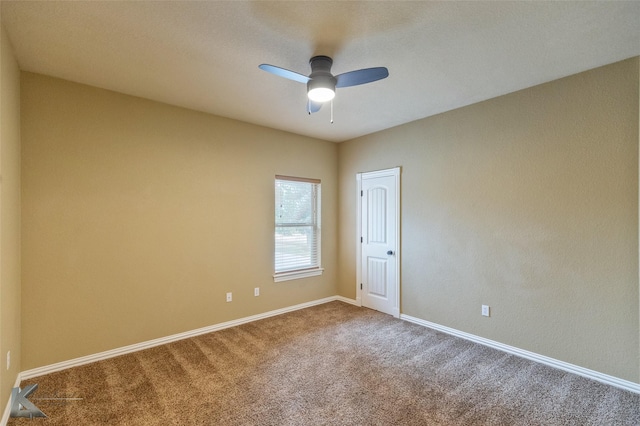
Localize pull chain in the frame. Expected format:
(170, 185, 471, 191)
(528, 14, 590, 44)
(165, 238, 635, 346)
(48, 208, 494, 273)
(330, 99, 334, 124)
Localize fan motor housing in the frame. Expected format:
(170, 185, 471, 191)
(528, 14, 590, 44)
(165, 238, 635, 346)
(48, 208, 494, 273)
(308, 56, 336, 100)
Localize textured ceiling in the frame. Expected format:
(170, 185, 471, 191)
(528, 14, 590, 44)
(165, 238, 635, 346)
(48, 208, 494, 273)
(2, 1, 639, 142)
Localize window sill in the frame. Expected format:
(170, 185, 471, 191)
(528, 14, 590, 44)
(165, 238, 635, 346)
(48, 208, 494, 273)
(273, 268, 324, 282)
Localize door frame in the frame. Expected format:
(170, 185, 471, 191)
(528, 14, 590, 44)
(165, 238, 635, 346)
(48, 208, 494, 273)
(356, 167, 401, 318)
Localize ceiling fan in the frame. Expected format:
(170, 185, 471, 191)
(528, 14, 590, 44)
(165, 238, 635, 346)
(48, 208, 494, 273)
(259, 56, 389, 115)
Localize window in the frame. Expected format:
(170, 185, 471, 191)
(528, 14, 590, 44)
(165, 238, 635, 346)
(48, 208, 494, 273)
(274, 175, 323, 282)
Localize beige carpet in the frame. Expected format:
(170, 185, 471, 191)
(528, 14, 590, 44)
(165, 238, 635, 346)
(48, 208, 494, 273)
(8, 301, 640, 425)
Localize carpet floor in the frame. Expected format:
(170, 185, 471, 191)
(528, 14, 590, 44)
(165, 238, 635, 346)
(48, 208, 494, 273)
(8, 301, 640, 425)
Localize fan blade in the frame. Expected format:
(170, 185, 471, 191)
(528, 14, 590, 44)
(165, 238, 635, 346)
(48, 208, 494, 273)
(335, 67, 389, 88)
(307, 100, 323, 114)
(259, 64, 310, 84)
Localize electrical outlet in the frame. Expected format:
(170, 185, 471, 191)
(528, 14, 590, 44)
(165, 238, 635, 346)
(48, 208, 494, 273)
(254, 287, 260, 297)
(6, 351, 10, 370)
(226, 292, 232, 302)
(482, 305, 490, 317)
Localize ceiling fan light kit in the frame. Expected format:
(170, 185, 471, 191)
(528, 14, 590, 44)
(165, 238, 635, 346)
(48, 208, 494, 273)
(259, 55, 388, 119)
(307, 79, 336, 103)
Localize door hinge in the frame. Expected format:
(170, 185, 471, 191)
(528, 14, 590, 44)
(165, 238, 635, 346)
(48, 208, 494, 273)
(361, 190, 363, 196)
(361, 237, 363, 243)
(360, 283, 363, 290)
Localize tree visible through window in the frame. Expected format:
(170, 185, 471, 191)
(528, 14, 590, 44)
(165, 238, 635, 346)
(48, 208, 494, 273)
(274, 176, 322, 281)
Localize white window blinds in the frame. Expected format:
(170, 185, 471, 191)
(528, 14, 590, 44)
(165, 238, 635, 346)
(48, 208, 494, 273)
(274, 176, 321, 280)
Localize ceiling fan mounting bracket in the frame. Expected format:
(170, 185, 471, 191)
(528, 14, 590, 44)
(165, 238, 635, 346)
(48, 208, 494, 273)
(309, 55, 333, 73)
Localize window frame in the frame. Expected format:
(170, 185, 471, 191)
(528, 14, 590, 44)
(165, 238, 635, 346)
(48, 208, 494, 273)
(273, 175, 323, 282)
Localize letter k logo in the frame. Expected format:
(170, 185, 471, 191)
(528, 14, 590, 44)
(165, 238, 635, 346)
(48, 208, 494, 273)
(10, 384, 47, 418)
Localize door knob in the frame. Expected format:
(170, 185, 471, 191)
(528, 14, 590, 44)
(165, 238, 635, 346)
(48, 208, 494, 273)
(387, 250, 394, 255)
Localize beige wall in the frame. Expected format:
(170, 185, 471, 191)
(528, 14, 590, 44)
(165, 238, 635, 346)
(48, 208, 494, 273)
(0, 21, 22, 408)
(20, 73, 338, 370)
(339, 58, 640, 382)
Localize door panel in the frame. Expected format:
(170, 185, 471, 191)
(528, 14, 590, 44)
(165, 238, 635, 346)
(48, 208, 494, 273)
(367, 257, 387, 297)
(368, 187, 387, 243)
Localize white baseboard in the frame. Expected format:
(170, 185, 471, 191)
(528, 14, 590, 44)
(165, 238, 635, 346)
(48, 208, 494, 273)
(401, 313, 640, 395)
(334, 295, 359, 306)
(20, 296, 344, 381)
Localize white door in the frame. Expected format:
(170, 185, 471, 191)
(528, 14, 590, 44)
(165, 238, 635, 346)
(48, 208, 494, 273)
(358, 167, 400, 317)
